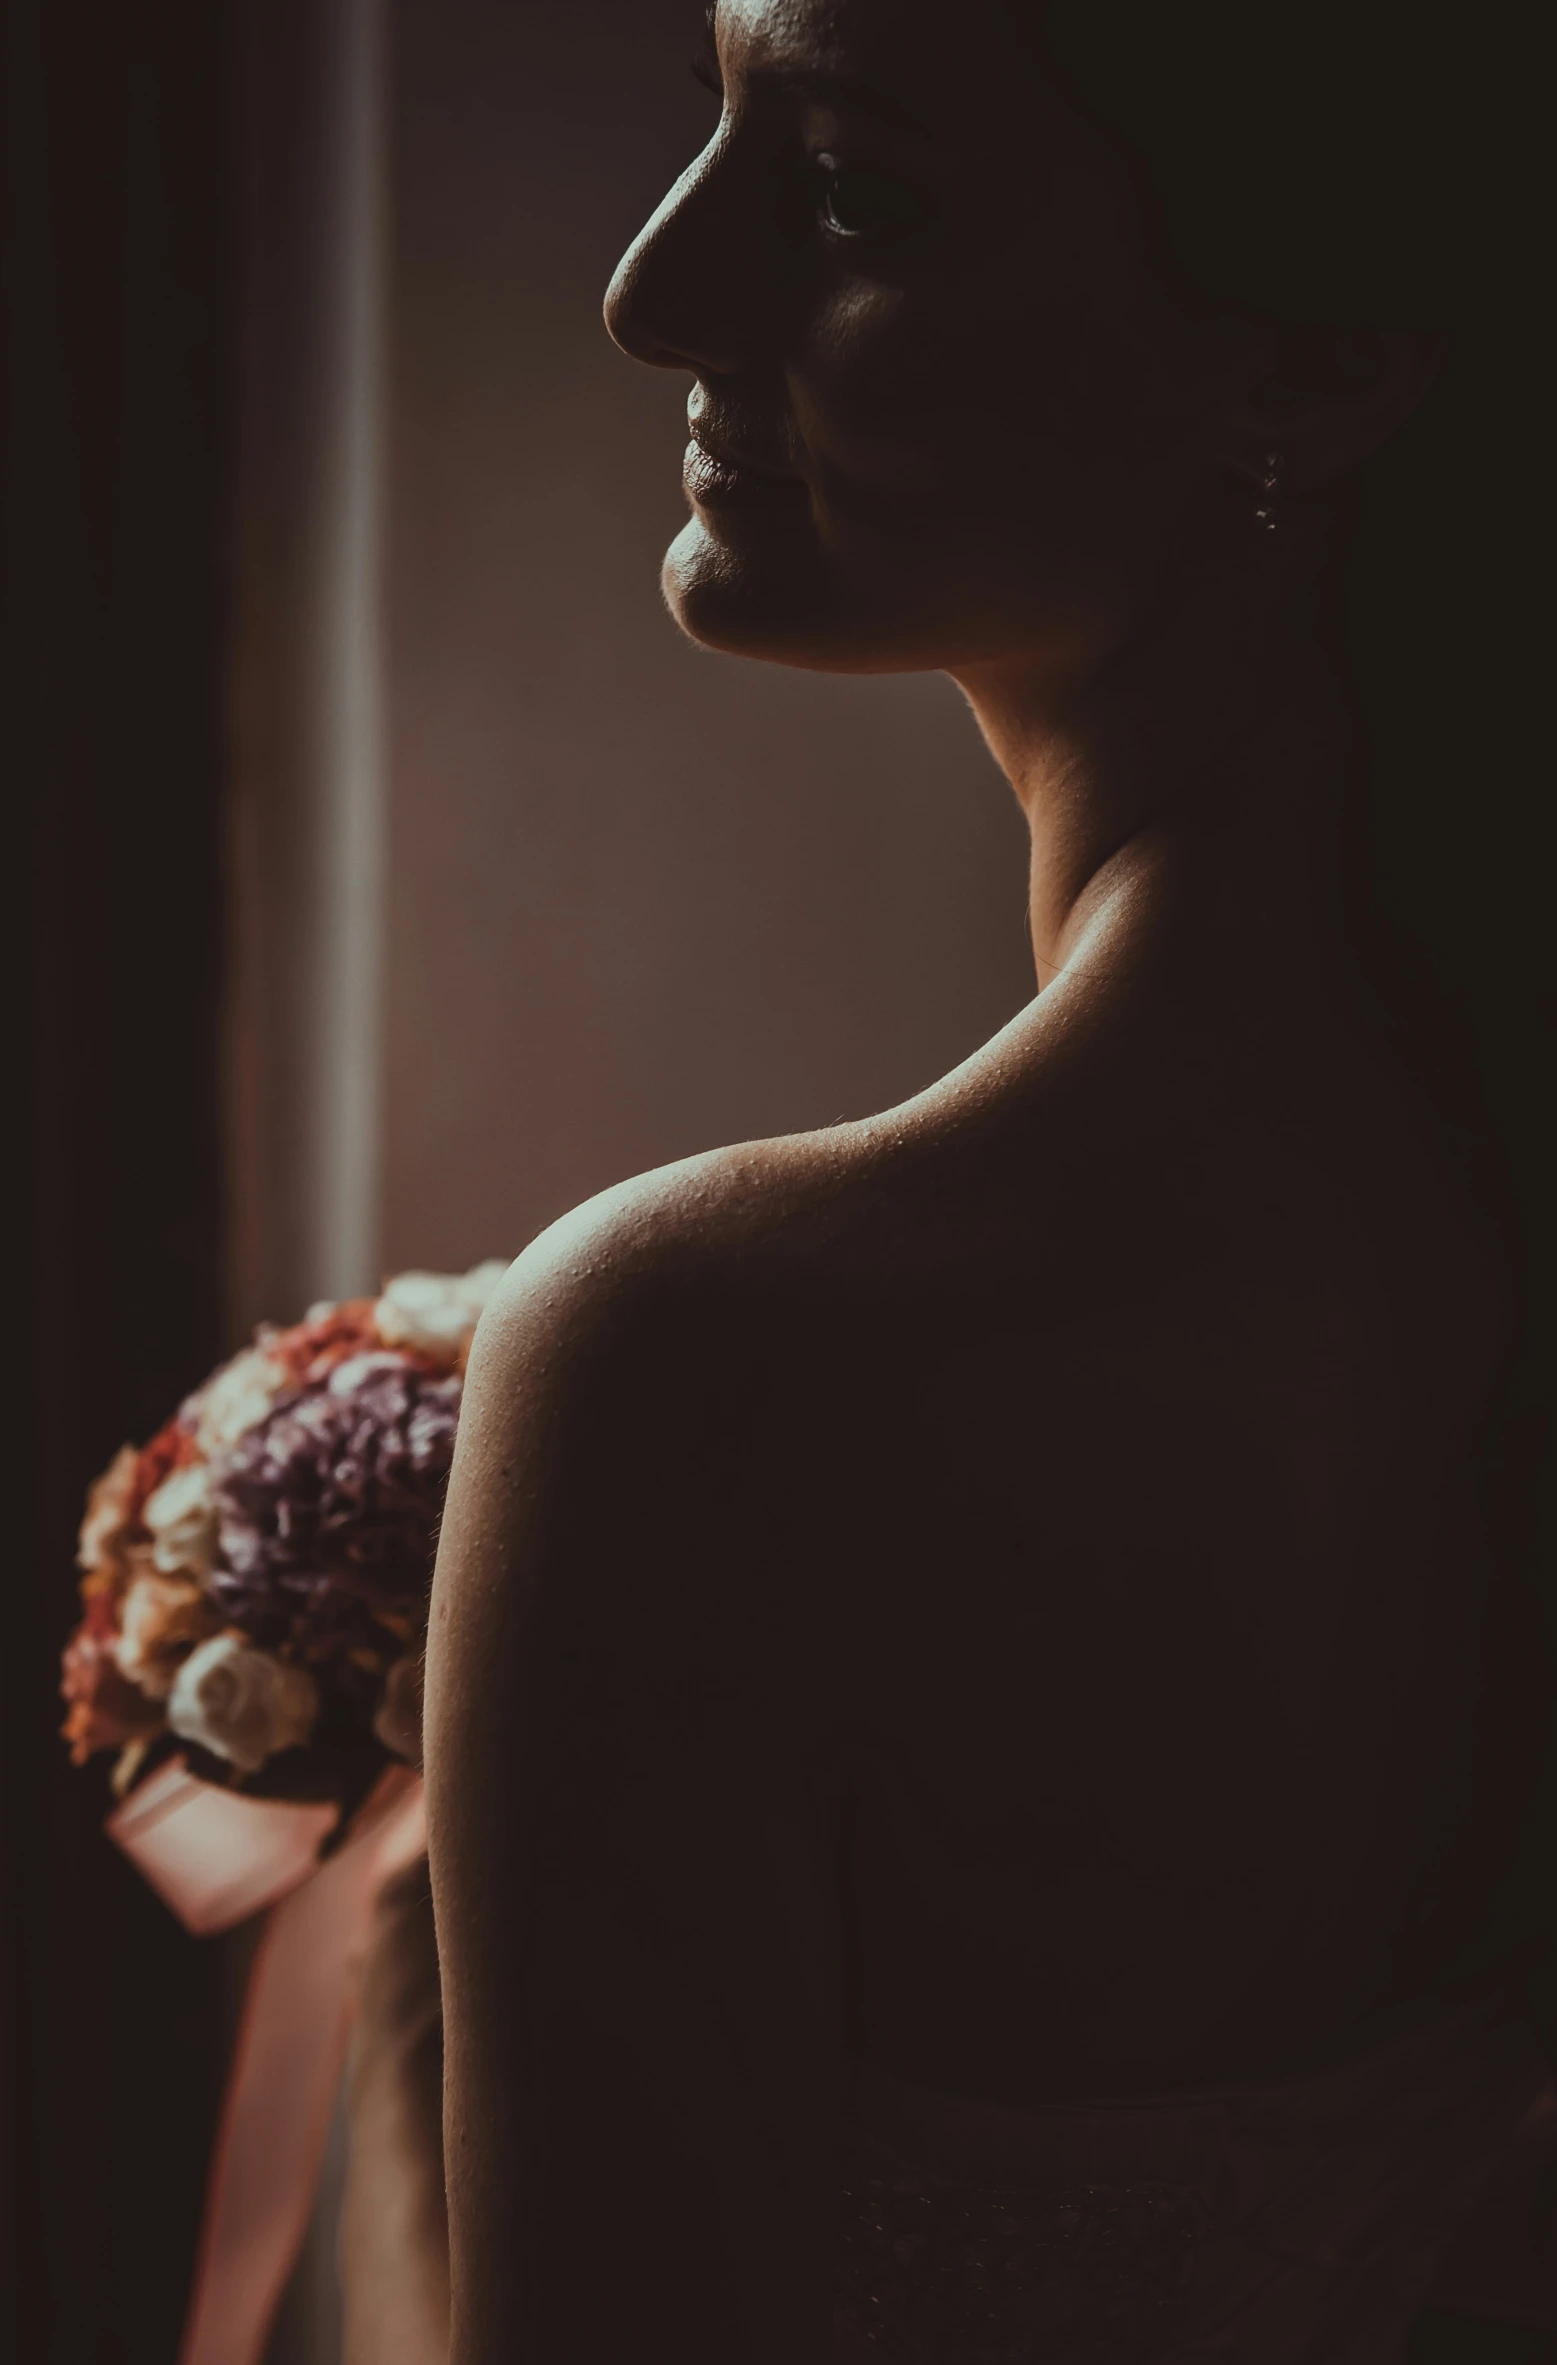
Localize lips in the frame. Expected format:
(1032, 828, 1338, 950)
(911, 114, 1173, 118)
(683, 420, 809, 512)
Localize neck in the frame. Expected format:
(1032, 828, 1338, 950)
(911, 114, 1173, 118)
(951, 534, 1353, 985)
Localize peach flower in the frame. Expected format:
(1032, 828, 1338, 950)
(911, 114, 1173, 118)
(112, 1570, 222, 1699)
(189, 1343, 291, 1457)
(142, 1460, 221, 1581)
(76, 1445, 140, 1586)
(60, 1630, 164, 1765)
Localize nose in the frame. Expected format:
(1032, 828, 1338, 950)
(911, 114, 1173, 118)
(603, 146, 752, 379)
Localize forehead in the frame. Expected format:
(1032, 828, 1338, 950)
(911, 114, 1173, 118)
(712, 0, 1123, 242)
(715, 0, 1034, 119)
(718, 0, 910, 60)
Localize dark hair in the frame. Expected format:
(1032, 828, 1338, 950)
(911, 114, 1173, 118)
(1040, 0, 1550, 2000)
(1041, 0, 1543, 1340)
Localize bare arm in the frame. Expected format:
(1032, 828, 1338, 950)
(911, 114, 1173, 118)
(423, 1210, 839, 2365)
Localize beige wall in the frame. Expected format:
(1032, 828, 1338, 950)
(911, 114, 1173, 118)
(381, 0, 1034, 1276)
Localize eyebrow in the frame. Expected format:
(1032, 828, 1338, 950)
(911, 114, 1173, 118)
(751, 67, 935, 140)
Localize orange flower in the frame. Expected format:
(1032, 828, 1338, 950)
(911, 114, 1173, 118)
(266, 1300, 383, 1388)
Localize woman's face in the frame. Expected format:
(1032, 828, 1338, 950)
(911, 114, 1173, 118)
(605, 0, 1247, 680)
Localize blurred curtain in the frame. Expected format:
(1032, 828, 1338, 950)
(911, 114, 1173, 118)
(5, 0, 389, 2354)
(4, 2, 239, 2360)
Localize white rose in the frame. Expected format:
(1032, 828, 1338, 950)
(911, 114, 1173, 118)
(374, 1258, 507, 1358)
(190, 1344, 290, 1455)
(142, 1461, 221, 1580)
(112, 1570, 220, 1698)
(166, 1634, 319, 1774)
(457, 1257, 509, 1312)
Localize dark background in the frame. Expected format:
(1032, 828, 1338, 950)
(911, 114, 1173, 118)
(7, 2, 235, 2358)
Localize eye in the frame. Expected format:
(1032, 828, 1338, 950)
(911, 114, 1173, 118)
(812, 153, 933, 242)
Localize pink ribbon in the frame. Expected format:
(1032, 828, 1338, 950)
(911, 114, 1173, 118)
(108, 1760, 426, 2365)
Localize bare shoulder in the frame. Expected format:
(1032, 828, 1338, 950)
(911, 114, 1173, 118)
(456, 1106, 943, 1425)
(429, 1127, 877, 1661)
(459, 1136, 841, 1414)
(450, 829, 1261, 1447)
(479, 1130, 850, 1324)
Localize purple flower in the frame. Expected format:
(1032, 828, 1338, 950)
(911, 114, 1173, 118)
(210, 1353, 459, 1658)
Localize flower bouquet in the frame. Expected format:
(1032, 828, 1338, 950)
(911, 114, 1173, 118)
(61, 1260, 505, 1920)
(59, 1260, 506, 2365)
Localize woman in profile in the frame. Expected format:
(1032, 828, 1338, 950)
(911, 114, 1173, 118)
(355, 3, 1549, 2358)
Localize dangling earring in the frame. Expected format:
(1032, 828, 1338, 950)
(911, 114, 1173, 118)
(1252, 448, 1283, 533)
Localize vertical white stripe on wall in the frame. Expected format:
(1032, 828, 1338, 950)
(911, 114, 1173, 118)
(227, 0, 388, 1338)
(311, 0, 387, 1307)
(266, 3, 385, 2346)
(229, 1, 391, 2358)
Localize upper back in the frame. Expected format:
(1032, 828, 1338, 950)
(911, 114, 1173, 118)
(622, 883, 1542, 2101)
(471, 840, 1543, 2107)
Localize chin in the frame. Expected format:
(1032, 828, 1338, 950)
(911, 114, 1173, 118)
(660, 514, 854, 671)
(662, 512, 972, 677)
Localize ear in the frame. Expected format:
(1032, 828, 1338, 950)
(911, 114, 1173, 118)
(1224, 326, 1447, 493)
